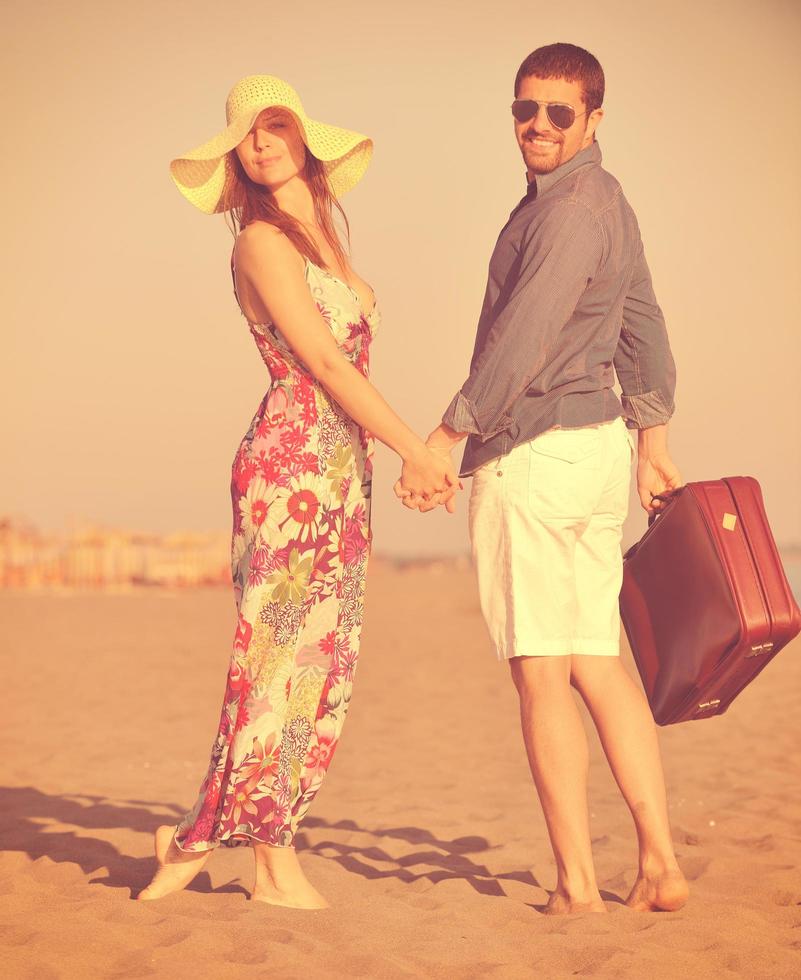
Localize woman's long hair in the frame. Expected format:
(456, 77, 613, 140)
(221, 149, 350, 272)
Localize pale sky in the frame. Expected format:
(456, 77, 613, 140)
(4, 0, 800, 556)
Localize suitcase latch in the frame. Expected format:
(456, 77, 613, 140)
(746, 642, 774, 657)
(696, 699, 721, 713)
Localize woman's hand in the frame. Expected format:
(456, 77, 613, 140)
(394, 445, 461, 514)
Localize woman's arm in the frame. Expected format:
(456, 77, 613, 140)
(235, 224, 458, 502)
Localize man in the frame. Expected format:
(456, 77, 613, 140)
(397, 43, 688, 914)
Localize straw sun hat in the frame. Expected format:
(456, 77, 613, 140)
(170, 75, 373, 213)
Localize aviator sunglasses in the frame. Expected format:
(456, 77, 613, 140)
(511, 99, 587, 131)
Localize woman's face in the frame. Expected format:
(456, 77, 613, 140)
(235, 108, 307, 189)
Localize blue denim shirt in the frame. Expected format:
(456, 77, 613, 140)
(442, 142, 676, 477)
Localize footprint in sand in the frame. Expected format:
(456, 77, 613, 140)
(672, 825, 702, 846)
(106, 949, 156, 979)
(157, 929, 192, 947)
(395, 890, 442, 911)
(566, 944, 620, 974)
(679, 856, 710, 881)
(229, 947, 275, 966)
(0, 929, 39, 947)
(732, 834, 776, 852)
(771, 889, 800, 907)
(228, 931, 317, 964)
(723, 953, 752, 973)
(101, 907, 138, 924)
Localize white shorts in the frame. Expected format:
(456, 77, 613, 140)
(468, 416, 635, 660)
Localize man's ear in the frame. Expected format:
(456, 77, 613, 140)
(586, 107, 604, 142)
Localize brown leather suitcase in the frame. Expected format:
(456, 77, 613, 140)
(619, 476, 801, 725)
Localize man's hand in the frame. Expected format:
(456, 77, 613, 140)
(393, 423, 466, 514)
(635, 423, 683, 513)
(394, 444, 460, 513)
(406, 445, 461, 513)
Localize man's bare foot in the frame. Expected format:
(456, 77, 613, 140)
(137, 824, 212, 901)
(252, 843, 329, 909)
(625, 868, 688, 911)
(543, 889, 608, 915)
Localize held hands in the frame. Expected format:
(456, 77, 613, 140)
(393, 442, 463, 515)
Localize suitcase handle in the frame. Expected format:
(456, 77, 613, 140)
(647, 490, 680, 527)
(623, 489, 682, 561)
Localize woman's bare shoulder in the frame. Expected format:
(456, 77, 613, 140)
(236, 221, 290, 258)
(235, 223, 305, 288)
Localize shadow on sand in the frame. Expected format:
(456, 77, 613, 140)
(0, 785, 245, 897)
(0, 786, 554, 902)
(297, 816, 540, 897)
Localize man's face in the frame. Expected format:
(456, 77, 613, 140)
(514, 75, 603, 179)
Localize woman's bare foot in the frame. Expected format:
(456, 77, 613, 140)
(252, 843, 329, 909)
(137, 824, 212, 901)
(625, 868, 689, 911)
(543, 889, 608, 915)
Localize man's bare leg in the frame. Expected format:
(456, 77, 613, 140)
(569, 655, 689, 911)
(510, 655, 607, 914)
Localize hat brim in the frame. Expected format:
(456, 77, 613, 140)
(170, 104, 372, 213)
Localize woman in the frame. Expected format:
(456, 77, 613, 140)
(138, 75, 459, 908)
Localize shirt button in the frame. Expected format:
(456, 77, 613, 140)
(496, 470, 503, 477)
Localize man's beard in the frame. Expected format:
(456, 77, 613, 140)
(523, 138, 564, 175)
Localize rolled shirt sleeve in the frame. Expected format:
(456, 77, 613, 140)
(442, 200, 603, 440)
(613, 238, 677, 429)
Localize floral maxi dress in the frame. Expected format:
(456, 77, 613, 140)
(175, 259, 378, 851)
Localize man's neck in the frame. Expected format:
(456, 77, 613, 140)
(527, 140, 600, 197)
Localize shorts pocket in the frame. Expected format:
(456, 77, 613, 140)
(529, 426, 603, 464)
(528, 427, 603, 519)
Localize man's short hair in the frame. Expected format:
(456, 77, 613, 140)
(514, 43, 605, 113)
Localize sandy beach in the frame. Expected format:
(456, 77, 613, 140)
(2, 561, 800, 979)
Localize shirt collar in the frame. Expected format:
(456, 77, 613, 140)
(525, 140, 602, 200)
